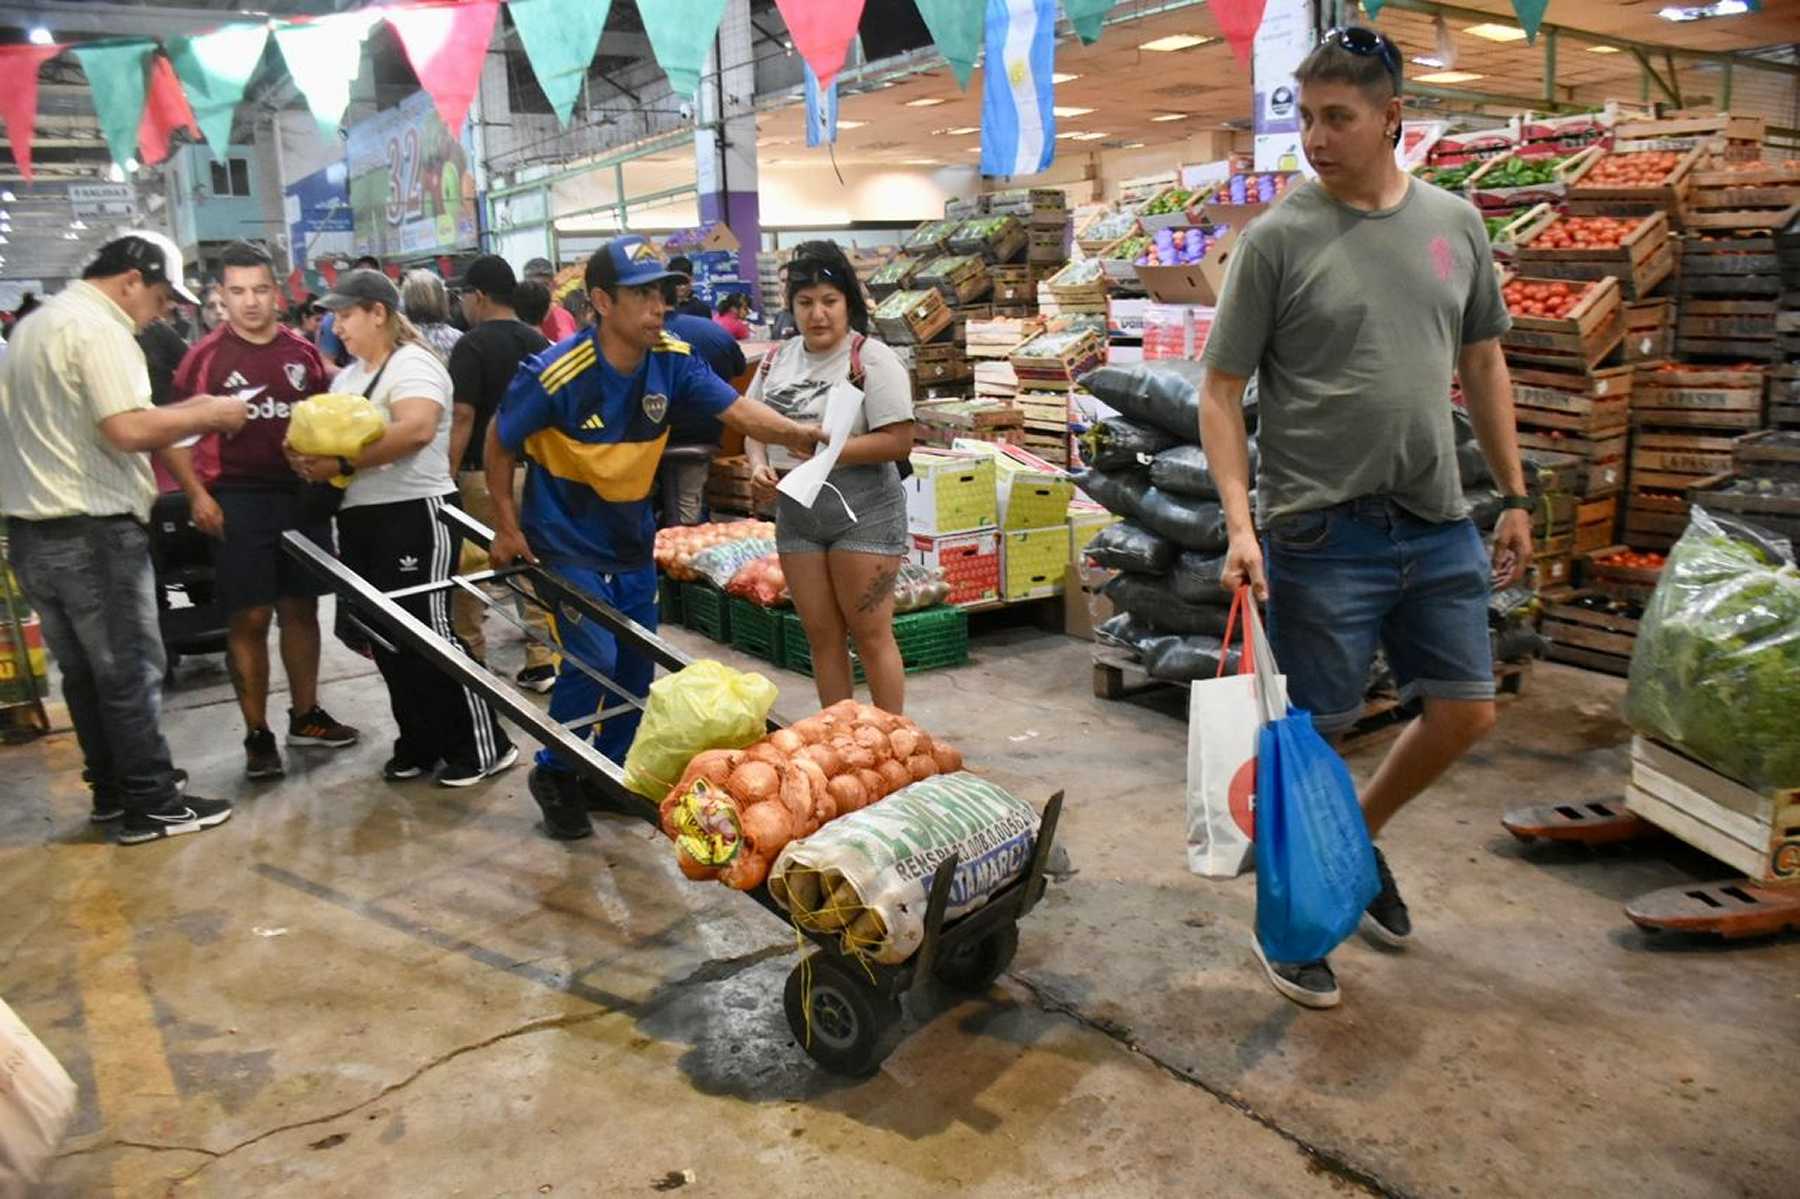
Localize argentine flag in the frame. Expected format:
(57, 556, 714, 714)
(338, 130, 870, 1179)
(980, 0, 1057, 177)
(804, 62, 837, 147)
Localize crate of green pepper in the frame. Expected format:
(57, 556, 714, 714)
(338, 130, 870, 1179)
(1468, 146, 1601, 210)
(1412, 160, 1485, 193)
(1097, 234, 1151, 288)
(903, 218, 960, 256)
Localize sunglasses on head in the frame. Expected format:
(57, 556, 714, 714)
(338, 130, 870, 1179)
(785, 260, 847, 289)
(1323, 26, 1403, 91)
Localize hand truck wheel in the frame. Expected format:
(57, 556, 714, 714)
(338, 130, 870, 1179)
(783, 953, 904, 1077)
(931, 923, 1019, 994)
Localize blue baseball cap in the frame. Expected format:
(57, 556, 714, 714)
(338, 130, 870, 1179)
(584, 236, 686, 292)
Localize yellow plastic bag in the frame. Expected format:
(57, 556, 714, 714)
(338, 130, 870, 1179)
(622, 660, 778, 799)
(285, 393, 387, 487)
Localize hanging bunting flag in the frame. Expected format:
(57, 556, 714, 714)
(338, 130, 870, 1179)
(1511, 0, 1550, 43)
(914, 0, 986, 90)
(637, 0, 729, 98)
(318, 259, 339, 287)
(774, 0, 866, 89)
(387, 0, 500, 136)
(275, 10, 385, 139)
(73, 41, 157, 170)
(1061, 0, 1118, 45)
(169, 24, 271, 159)
(137, 54, 200, 167)
(980, 0, 1057, 178)
(1362, 0, 1385, 16)
(0, 44, 63, 182)
(508, 0, 610, 128)
(803, 61, 838, 147)
(1211, 0, 1268, 66)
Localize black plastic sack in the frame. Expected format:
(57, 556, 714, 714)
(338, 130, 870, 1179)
(1083, 417, 1179, 472)
(1073, 467, 1150, 522)
(1075, 469, 1231, 552)
(1142, 634, 1242, 683)
(1102, 573, 1233, 636)
(1079, 361, 1206, 441)
(1456, 439, 1493, 488)
(1464, 487, 1504, 531)
(1168, 551, 1233, 605)
(1094, 612, 1159, 657)
(1149, 440, 1260, 499)
(1084, 521, 1175, 573)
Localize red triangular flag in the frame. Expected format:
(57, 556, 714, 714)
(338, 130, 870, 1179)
(773, 0, 866, 89)
(137, 54, 200, 167)
(0, 44, 64, 182)
(286, 267, 307, 304)
(386, 1, 500, 136)
(317, 259, 339, 287)
(1210, 0, 1268, 66)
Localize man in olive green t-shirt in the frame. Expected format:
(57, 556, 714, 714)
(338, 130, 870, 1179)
(1199, 28, 1534, 1011)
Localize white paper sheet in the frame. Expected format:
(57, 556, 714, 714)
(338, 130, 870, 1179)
(776, 378, 862, 511)
(173, 385, 264, 448)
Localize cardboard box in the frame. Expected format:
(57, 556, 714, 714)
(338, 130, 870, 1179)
(1064, 556, 1117, 641)
(1143, 302, 1216, 361)
(1109, 297, 1152, 338)
(1069, 507, 1120, 557)
(950, 438, 1077, 530)
(911, 529, 1000, 607)
(1132, 205, 1260, 305)
(1001, 526, 1069, 601)
(904, 451, 998, 536)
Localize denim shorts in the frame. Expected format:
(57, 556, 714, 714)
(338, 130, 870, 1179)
(1263, 496, 1494, 735)
(776, 465, 908, 557)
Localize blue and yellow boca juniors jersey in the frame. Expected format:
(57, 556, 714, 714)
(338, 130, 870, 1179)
(495, 328, 740, 571)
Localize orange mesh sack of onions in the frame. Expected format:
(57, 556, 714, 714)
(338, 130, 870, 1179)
(660, 700, 964, 893)
(654, 520, 775, 581)
(770, 772, 1040, 964)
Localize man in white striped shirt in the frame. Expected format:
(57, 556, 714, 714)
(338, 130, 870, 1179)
(0, 232, 250, 844)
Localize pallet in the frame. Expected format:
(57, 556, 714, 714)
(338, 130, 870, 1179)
(1625, 882, 1800, 938)
(1501, 798, 1654, 845)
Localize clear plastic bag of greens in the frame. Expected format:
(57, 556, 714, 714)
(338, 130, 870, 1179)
(1625, 506, 1800, 793)
(621, 660, 778, 800)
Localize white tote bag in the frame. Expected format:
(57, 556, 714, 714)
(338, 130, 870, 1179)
(1185, 589, 1286, 878)
(0, 997, 77, 1199)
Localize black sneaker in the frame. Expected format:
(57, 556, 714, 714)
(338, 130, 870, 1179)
(515, 663, 557, 694)
(436, 744, 521, 788)
(92, 770, 187, 823)
(1252, 939, 1341, 1010)
(244, 728, 285, 780)
(1361, 846, 1413, 948)
(384, 754, 433, 781)
(287, 706, 360, 748)
(118, 796, 233, 845)
(580, 776, 645, 818)
(528, 766, 593, 840)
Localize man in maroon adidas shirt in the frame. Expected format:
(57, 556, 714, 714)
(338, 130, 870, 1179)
(165, 241, 360, 779)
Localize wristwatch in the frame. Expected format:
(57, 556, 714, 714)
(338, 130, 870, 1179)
(336, 456, 357, 477)
(1500, 494, 1535, 513)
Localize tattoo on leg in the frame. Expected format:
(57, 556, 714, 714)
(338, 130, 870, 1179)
(857, 564, 899, 614)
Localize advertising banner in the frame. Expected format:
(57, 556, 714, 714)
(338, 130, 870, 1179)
(1253, 0, 1313, 173)
(284, 163, 353, 266)
(346, 89, 477, 260)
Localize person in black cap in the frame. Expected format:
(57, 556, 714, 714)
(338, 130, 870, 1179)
(288, 267, 517, 788)
(445, 254, 553, 683)
(483, 236, 824, 840)
(663, 255, 713, 319)
(0, 231, 249, 843)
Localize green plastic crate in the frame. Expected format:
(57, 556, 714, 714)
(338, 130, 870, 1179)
(727, 597, 787, 662)
(657, 575, 683, 626)
(680, 581, 731, 641)
(777, 605, 968, 678)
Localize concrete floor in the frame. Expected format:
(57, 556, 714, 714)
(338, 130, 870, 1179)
(3, 601, 1796, 1198)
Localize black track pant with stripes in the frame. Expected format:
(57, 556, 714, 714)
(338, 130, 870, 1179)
(336, 494, 510, 773)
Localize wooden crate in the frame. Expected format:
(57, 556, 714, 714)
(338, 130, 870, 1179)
(1686, 472, 1800, 542)
(1044, 259, 1109, 306)
(1574, 496, 1620, 553)
(915, 254, 993, 306)
(1512, 364, 1634, 436)
(1633, 364, 1765, 431)
(1623, 299, 1675, 361)
(1631, 429, 1739, 479)
(1524, 446, 1625, 498)
(873, 289, 952, 345)
(866, 256, 923, 299)
(1010, 327, 1106, 388)
(1541, 590, 1639, 677)
(1501, 275, 1625, 368)
(1585, 544, 1665, 595)
(901, 219, 960, 258)
(1565, 144, 1704, 214)
(949, 214, 1029, 264)
(1681, 199, 1800, 235)
(1467, 146, 1601, 210)
(1518, 210, 1671, 270)
(1733, 428, 1800, 478)
(1626, 737, 1800, 886)
(1516, 428, 1627, 464)
(965, 315, 1044, 358)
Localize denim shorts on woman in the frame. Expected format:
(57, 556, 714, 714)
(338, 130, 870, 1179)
(1262, 495, 1495, 736)
(775, 463, 908, 556)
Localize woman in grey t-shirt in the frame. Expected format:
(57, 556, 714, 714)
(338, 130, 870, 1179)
(746, 241, 915, 714)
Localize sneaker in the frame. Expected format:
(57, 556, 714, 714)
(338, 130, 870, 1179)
(244, 728, 285, 780)
(92, 770, 187, 823)
(287, 706, 360, 749)
(118, 796, 233, 845)
(436, 743, 520, 788)
(1251, 939, 1341, 1010)
(581, 776, 645, 818)
(1361, 846, 1413, 948)
(383, 754, 434, 781)
(515, 663, 557, 694)
(528, 766, 593, 840)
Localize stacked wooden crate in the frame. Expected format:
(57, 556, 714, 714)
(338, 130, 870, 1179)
(1627, 364, 1762, 549)
(1007, 326, 1105, 468)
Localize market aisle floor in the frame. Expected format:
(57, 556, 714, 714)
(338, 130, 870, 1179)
(4, 603, 1794, 1198)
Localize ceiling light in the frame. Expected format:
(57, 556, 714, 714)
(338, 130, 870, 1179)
(1121, 142, 1146, 149)
(1150, 113, 1189, 122)
(903, 159, 940, 165)
(1411, 55, 1446, 68)
(0, 236, 8, 246)
(966, 146, 981, 153)
(1051, 72, 1080, 83)
(1415, 70, 1485, 84)
(1139, 34, 1213, 52)
(28, 26, 53, 46)
(1658, 0, 1749, 19)
(1, 192, 16, 202)
(1587, 44, 1624, 53)
(947, 126, 979, 135)
(1053, 106, 1094, 117)
(835, 120, 866, 129)
(1064, 131, 1108, 141)
(1466, 23, 1528, 42)
(905, 97, 947, 107)
(63, 231, 79, 240)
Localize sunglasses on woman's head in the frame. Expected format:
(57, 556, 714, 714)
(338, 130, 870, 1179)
(1323, 26, 1403, 92)
(786, 260, 847, 288)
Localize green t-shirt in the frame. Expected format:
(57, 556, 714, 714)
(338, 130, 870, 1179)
(1202, 177, 1511, 524)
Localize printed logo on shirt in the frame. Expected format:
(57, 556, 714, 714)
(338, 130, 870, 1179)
(398, 555, 420, 573)
(641, 393, 669, 425)
(1429, 235, 1456, 283)
(244, 398, 293, 420)
(284, 361, 310, 391)
(580, 413, 605, 431)
(221, 370, 250, 390)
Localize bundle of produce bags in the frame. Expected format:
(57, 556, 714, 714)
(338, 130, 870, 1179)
(659, 700, 964, 891)
(654, 521, 775, 581)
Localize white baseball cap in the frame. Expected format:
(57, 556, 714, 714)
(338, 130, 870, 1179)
(88, 229, 201, 305)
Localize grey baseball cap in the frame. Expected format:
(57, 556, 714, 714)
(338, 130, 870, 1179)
(317, 268, 401, 311)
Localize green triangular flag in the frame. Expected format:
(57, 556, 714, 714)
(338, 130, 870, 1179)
(510, 0, 611, 128)
(274, 10, 383, 139)
(915, 0, 985, 89)
(168, 24, 270, 159)
(1511, 0, 1549, 43)
(1062, 0, 1118, 45)
(72, 41, 155, 168)
(638, 0, 728, 98)
(1363, 0, 1386, 16)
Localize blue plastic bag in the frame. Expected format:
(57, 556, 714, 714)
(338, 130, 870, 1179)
(1253, 708, 1381, 964)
